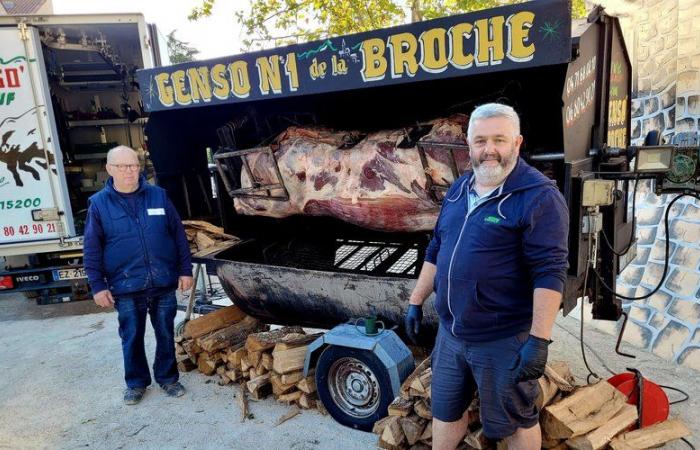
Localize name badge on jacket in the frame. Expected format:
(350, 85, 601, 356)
(147, 208, 166, 216)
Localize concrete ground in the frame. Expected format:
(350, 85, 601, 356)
(0, 292, 697, 449)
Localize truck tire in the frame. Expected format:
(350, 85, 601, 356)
(315, 345, 394, 431)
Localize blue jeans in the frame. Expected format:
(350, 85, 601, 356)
(114, 291, 179, 389)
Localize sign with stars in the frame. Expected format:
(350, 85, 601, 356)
(137, 0, 572, 112)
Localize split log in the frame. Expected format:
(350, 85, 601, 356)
(373, 416, 394, 435)
(275, 332, 323, 350)
(271, 372, 297, 396)
(182, 220, 236, 239)
(299, 393, 316, 409)
(414, 399, 432, 420)
(218, 374, 231, 385)
(401, 358, 431, 400)
(238, 382, 249, 422)
(253, 360, 267, 377)
(419, 422, 432, 444)
(228, 346, 248, 368)
(272, 344, 308, 374)
(240, 356, 252, 372)
(400, 415, 427, 446)
(275, 406, 301, 426)
(183, 305, 247, 339)
(261, 353, 274, 371)
(248, 350, 263, 368)
(537, 361, 576, 409)
(197, 353, 220, 375)
(247, 373, 272, 400)
(195, 231, 217, 250)
(281, 370, 305, 385)
(541, 437, 563, 449)
(409, 444, 431, 450)
(296, 375, 316, 394)
(388, 397, 414, 417)
(566, 403, 638, 450)
(608, 419, 690, 450)
(278, 390, 303, 404)
(197, 316, 264, 353)
(463, 428, 490, 449)
(245, 326, 305, 352)
(542, 381, 627, 439)
(225, 368, 242, 382)
(380, 416, 406, 449)
(177, 356, 197, 372)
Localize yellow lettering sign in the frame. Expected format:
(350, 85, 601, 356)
(154, 73, 174, 107)
(419, 28, 449, 73)
(210, 64, 230, 100)
(388, 32, 419, 78)
(284, 53, 299, 91)
(228, 61, 251, 98)
(475, 17, 505, 66)
(187, 67, 212, 103)
(256, 55, 283, 95)
(507, 11, 535, 62)
(361, 38, 388, 81)
(449, 23, 474, 69)
(171, 70, 191, 106)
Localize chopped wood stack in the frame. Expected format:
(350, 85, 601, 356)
(182, 220, 239, 257)
(175, 306, 324, 414)
(373, 360, 691, 450)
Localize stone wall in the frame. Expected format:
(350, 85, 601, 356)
(585, 0, 700, 369)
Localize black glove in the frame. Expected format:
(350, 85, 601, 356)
(404, 304, 423, 344)
(513, 335, 551, 382)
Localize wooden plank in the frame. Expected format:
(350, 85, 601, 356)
(388, 397, 414, 417)
(566, 404, 638, 450)
(196, 315, 263, 353)
(400, 415, 427, 446)
(245, 326, 305, 353)
(542, 381, 627, 439)
(609, 419, 690, 450)
(272, 345, 308, 374)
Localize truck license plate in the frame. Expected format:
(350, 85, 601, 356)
(53, 268, 86, 281)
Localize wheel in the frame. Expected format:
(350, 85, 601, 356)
(315, 345, 394, 431)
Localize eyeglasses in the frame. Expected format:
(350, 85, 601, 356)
(109, 163, 141, 172)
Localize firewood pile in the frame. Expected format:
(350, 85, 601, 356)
(182, 220, 239, 257)
(175, 305, 324, 414)
(373, 359, 691, 450)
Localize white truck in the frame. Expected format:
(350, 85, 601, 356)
(0, 13, 166, 303)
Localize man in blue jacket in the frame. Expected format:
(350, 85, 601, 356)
(84, 145, 193, 405)
(405, 104, 569, 449)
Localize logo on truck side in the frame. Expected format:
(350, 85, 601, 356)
(16, 275, 40, 282)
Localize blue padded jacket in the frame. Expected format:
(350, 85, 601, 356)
(425, 158, 569, 342)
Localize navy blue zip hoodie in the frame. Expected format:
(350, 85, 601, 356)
(83, 175, 192, 296)
(425, 158, 569, 342)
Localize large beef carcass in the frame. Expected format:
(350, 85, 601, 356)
(233, 115, 470, 232)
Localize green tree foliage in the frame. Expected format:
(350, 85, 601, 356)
(190, 0, 588, 51)
(166, 30, 201, 63)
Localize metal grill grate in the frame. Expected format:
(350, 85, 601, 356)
(387, 249, 418, 275)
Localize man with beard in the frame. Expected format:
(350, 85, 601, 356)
(404, 103, 569, 449)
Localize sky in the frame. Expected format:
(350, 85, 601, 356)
(52, 0, 244, 60)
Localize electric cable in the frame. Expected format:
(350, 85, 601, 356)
(580, 232, 601, 383)
(593, 193, 700, 301)
(600, 175, 640, 257)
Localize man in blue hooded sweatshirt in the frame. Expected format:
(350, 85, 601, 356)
(84, 145, 193, 405)
(405, 104, 569, 449)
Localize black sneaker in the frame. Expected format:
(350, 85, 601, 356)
(123, 387, 146, 405)
(161, 382, 185, 398)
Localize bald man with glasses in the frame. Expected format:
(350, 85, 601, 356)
(83, 145, 193, 405)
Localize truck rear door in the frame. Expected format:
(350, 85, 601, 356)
(0, 23, 74, 253)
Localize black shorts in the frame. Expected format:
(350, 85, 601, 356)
(430, 326, 540, 439)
